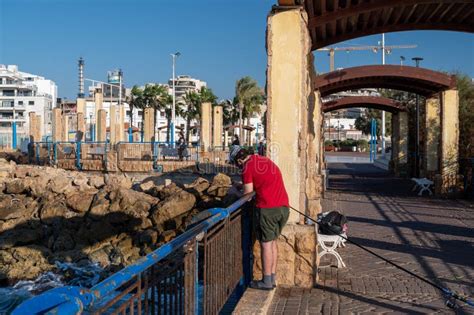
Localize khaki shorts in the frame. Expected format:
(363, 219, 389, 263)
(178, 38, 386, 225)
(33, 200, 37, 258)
(254, 206, 289, 242)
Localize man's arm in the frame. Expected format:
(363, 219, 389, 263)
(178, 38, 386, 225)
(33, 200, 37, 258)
(243, 183, 254, 195)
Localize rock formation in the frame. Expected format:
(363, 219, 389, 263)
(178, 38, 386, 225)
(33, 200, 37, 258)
(0, 158, 238, 285)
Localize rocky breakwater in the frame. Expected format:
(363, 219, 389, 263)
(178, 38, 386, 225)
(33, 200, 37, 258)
(0, 158, 238, 285)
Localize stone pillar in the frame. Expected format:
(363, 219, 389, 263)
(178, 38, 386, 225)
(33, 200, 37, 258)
(200, 102, 212, 151)
(436, 89, 460, 194)
(28, 112, 41, 142)
(94, 89, 103, 141)
(62, 115, 69, 141)
(97, 109, 107, 142)
(76, 98, 86, 115)
(424, 96, 441, 175)
(52, 108, 62, 142)
(143, 108, 154, 142)
(77, 112, 86, 137)
(109, 105, 117, 144)
(118, 105, 125, 142)
(213, 105, 223, 149)
(223, 130, 229, 148)
(392, 112, 408, 176)
(266, 8, 317, 223)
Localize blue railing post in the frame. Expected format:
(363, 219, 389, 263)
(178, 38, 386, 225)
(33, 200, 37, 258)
(35, 143, 40, 165)
(12, 121, 17, 150)
(53, 142, 58, 164)
(76, 141, 82, 170)
(128, 127, 133, 143)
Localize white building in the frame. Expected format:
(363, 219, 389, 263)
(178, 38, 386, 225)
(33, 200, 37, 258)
(0, 65, 57, 147)
(168, 75, 207, 103)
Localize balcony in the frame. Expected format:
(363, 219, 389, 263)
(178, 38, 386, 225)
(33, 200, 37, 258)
(0, 116, 26, 122)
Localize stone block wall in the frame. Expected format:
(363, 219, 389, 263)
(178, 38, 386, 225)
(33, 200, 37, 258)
(253, 224, 317, 288)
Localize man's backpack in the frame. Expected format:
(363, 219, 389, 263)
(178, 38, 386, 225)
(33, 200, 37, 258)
(317, 211, 348, 235)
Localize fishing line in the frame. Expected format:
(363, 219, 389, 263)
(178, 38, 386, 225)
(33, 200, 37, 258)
(288, 205, 474, 310)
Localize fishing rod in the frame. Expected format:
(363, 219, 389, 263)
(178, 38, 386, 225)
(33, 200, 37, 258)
(288, 205, 474, 310)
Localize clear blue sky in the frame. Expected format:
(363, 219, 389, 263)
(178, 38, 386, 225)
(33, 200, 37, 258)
(1, 0, 473, 100)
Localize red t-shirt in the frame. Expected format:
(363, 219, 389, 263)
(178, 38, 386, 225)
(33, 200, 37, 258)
(242, 155, 289, 209)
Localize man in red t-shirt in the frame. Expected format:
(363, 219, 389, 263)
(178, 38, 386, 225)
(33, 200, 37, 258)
(230, 146, 289, 290)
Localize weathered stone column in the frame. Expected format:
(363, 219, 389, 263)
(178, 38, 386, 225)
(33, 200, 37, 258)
(77, 112, 86, 137)
(213, 105, 223, 148)
(97, 109, 107, 142)
(223, 130, 229, 148)
(62, 115, 69, 141)
(254, 7, 319, 288)
(109, 105, 117, 144)
(28, 112, 41, 143)
(143, 108, 154, 142)
(436, 89, 459, 194)
(424, 96, 440, 176)
(200, 102, 212, 151)
(266, 8, 317, 223)
(52, 108, 62, 142)
(392, 112, 408, 176)
(94, 89, 103, 141)
(76, 98, 86, 114)
(118, 105, 125, 142)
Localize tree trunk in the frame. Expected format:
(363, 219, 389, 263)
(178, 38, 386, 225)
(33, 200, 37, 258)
(166, 117, 171, 143)
(154, 108, 157, 142)
(186, 117, 191, 144)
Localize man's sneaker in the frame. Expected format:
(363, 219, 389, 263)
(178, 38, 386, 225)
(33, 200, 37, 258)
(249, 280, 273, 291)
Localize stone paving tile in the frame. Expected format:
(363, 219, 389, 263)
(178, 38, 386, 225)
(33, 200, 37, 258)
(268, 163, 474, 314)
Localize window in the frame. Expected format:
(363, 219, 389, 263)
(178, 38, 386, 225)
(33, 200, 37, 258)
(18, 101, 23, 105)
(126, 111, 131, 116)
(28, 101, 34, 105)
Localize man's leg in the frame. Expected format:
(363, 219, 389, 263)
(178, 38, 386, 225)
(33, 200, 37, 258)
(271, 240, 277, 287)
(250, 240, 273, 290)
(261, 241, 273, 277)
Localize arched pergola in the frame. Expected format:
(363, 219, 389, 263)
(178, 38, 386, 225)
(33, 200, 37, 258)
(322, 95, 406, 113)
(315, 65, 456, 97)
(279, 0, 474, 50)
(261, 1, 472, 288)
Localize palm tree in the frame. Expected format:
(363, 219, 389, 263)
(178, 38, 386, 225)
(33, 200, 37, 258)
(126, 86, 144, 138)
(182, 91, 201, 143)
(144, 84, 168, 141)
(235, 77, 265, 144)
(199, 86, 218, 105)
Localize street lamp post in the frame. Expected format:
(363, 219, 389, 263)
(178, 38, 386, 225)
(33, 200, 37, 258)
(171, 52, 181, 147)
(412, 57, 423, 177)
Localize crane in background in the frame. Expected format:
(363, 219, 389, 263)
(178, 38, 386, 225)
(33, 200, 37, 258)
(317, 43, 417, 72)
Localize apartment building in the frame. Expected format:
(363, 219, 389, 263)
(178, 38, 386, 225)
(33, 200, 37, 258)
(0, 65, 56, 147)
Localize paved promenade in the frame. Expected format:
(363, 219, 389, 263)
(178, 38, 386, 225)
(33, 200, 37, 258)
(268, 163, 474, 314)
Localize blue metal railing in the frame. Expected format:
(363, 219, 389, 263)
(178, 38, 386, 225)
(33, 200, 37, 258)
(13, 193, 254, 314)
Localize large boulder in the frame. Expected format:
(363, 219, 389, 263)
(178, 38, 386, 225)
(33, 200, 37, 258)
(150, 187, 196, 226)
(104, 174, 132, 190)
(66, 191, 95, 213)
(0, 245, 53, 283)
(48, 175, 74, 195)
(88, 175, 105, 189)
(184, 177, 210, 194)
(207, 173, 232, 197)
(4, 179, 28, 194)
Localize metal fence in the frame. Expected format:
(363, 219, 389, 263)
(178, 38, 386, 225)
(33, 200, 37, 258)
(13, 193, 254, 315)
